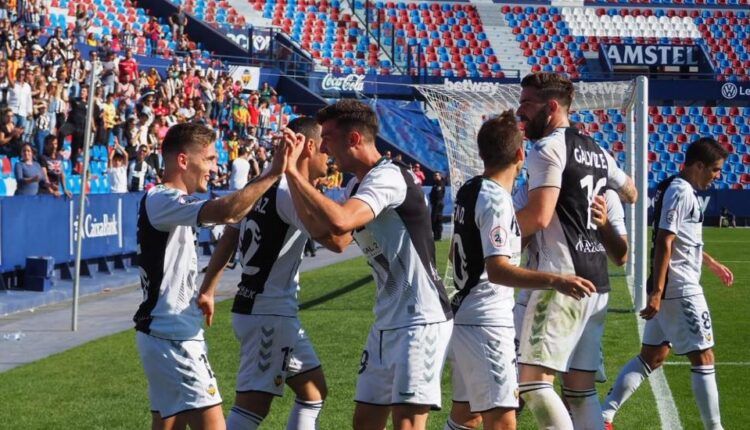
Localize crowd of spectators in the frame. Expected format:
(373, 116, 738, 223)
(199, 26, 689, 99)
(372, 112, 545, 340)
(0, 0, 308, 197)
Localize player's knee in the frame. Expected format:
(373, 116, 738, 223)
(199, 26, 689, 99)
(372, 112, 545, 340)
(640, 346, 669, 370)
(688, 348, 715, 366)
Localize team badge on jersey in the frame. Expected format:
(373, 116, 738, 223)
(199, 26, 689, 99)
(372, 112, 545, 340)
(207, 384, 217, 396)
(490, 226, 507, 248)
(274, 375, 283, 386)
(666, 209, 677, 224)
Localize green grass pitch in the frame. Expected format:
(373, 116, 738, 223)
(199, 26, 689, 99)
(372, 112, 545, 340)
(0, 228, 747, 429)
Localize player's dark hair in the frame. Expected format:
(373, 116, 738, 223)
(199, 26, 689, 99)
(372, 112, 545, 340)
(162, 123, 215, 156)
(316, 99, 379, 141)
(520, 72, 574, 108)
(288, 116, 321, 141)
(685, 137, 728, 167)
(477, 110, 523, 169)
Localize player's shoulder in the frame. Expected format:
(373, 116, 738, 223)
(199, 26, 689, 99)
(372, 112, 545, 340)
(476, 178, 512, 210)
(666, 176, 694, 196)
(531, 127, 566, 151)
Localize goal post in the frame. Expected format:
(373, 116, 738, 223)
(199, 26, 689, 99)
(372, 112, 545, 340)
(415, 77, 649, 312)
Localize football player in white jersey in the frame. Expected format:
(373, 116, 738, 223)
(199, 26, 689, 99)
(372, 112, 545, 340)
(199, 117, 338, 430)
(282, 99, 453, 430)
(133, 123, 288, 430)
(513, 72, 638, 430)
(602, 138, 734, 430)
(445, 111, 595, 430)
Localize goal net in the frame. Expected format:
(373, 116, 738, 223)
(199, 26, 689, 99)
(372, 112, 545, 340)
(415, 78, 649, 311)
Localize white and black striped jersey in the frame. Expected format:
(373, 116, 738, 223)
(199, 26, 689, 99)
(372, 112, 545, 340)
(514, 186, 626, 271)
(347, 158, 452, 330)
(451, 177, 521, 327)
(230, 176, 310, 317)
(133, 185, 208, 341)
(648, 175, 704, 299)
(526, 127, 628, 293)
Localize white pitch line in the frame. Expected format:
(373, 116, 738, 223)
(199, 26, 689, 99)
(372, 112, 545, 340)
(634, 318, 684, 430)
(664, 362, 750, 366)
(627, 283, 683, 430)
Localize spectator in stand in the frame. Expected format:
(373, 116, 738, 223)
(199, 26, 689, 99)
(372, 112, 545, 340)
(73, 5, 90, 44)
(0, 106, 21, 156)
(259, 81, 276, 103)
(8, 67, 32, 139)
(127, 144, 157, 191)
(412, 162, 425, 185)
(325, 163, 343, 189)
(0, 61, 10, 109)
(145, 17, 161, 56)
(229, 145, 251, 190)
(62, 84, 88, 163)
(101, 50, 118, 97)
(118, 48, 138, 86)
(33, 100, 51, 153)
(14, 143, 45, 195)
(39, 134, 71, 198)
(108, 142, 128, 193)
(169, 5, 188, 41)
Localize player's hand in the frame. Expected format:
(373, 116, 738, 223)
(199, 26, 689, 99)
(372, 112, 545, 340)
(590, 195, 608, 228)
(707, 260, 734, 287)
(281, 128, 305, 173)
(197, 292, 215, 327)
(553, 275, 596, 300)
(268, 133, 288, 177)
(640, 293, 662, 320)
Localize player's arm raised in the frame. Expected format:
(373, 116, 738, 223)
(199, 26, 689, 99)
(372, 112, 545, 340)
(702, 251, 734, 287)
(284, 130, 371, 240)
(198, 140, 288, 225)
(485, 255, 596, 300)
(592, 195, 628, 266)
(197, 226, 240, 327)
(641, 229, 674, 320)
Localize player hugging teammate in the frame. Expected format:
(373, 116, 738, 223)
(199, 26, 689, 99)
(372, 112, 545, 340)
(133, 73, 732, 430)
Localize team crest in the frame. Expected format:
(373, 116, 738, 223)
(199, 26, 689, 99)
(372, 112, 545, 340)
(705, 333, 713, 342)
(207, 384, 217, 396)
(514, 388, 520, 399)
(490, 226, 507, 248)
(666, 209, 677, 225)
(274, 375, 283, 387)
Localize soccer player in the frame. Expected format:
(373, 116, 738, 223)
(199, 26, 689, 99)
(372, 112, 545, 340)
(199, 117, 337, 430)
(445, 111, 595, 430)
(513, 72, 638, 430)
(602, 138, 734, 430)
(133, 122, 288, 430)
(283, 99, 453, 430)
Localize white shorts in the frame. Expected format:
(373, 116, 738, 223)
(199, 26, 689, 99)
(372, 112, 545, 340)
(355, 320, 453, 408)
(519, 290, 609, 373)
(642, 294, 715, 355)
(233, 314, 321, 396)
(450, 325, 519, 412)
(513, 289, 533, 345)
(136, 332, 222, 418)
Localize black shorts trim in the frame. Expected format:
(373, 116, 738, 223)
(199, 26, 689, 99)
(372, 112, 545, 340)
(159, 401, 223, 419)
(565, 367, 597, 374)
(642, 342, 671, 348)
(286, 365, 323, 382)
(354, 400, 440, 410)
(674, 346, 714, 357)
(471, 405, 518, 414)
(235, 389, 283, 398)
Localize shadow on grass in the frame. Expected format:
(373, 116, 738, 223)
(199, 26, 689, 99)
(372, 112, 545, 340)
(299, 275, 373, 310)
